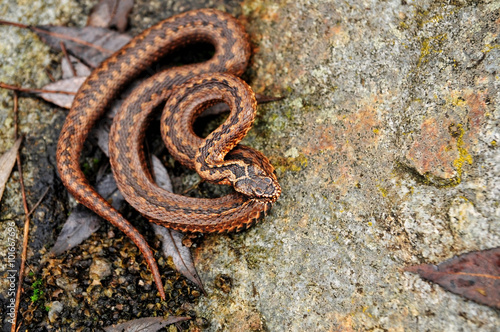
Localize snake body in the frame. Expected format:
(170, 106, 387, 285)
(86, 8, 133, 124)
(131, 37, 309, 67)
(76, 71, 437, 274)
(56, 9, 280, 299)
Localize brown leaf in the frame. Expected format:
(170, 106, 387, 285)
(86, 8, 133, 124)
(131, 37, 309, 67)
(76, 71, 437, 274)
(50, 205, 101, 255)
(151, 155, 173, 192)
(51, 173, 125, 255)
(152, 224, 205, 293)
(39, 76, 86, 109)
(33, 25, 131, 67)
(103, 316, 190, 332)
(87, 0, 134, 33)
(405, 247, 500, 309)
(61, 55, 91, 78)
(0, 137, 22, 202)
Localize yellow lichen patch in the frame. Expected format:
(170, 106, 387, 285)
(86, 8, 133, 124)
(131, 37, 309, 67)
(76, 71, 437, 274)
(417, 34, 447, 67)
(405, 88, 487, 186)
(406, 116, 457, 179)
(451, 123, 473, 185)
(481, 43, 500, 54)
(272, 153, 308, 173)
(377, 185, 388, 198)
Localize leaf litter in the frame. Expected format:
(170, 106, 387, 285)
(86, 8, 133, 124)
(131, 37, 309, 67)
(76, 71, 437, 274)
(87, 0, 135, 33)
(33, 25, 131, 67)
(104, 316, 191, 332)
(0, 137, 22, 203)
(39, 76, 86, 109)
(61, 55, 91, 78)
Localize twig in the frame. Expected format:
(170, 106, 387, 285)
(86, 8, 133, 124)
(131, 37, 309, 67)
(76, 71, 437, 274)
(60, 41, 77, 77)
(26, 187, 49, 219)
(0, 19, 28, 29)
(30, 25, 112, 54)
(44, 68, 56, 82)
(13, 92, 19, 138)
(10, 93, 30, 332)
(0, 82, 76, 95)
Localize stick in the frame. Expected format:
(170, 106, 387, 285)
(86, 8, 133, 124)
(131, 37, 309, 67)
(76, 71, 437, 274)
(10, 93, 29, 332)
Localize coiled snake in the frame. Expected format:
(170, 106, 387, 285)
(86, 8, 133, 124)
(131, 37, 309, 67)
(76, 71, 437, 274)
(56, 9, 281, 299)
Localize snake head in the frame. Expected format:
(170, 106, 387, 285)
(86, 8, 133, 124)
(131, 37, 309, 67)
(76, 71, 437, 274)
(227, 147, 281, 201)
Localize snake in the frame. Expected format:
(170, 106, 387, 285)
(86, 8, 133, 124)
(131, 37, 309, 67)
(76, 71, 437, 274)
(56, 8, 281, 300)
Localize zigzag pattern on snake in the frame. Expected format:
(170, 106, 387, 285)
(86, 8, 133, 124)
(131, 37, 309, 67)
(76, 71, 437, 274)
(56, 9, 280, 300)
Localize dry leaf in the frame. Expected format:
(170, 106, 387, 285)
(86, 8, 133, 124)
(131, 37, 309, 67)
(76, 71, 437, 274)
(34, 25, 131, 67)
(50, 205, 101, 255)
(87, 0, 134, 33)
(51, 173, 125, 254)
(103, 316, 190, 332)
(0, 137, 22, 202)
(39, 76, 86, 109)
(95, 172, 126, 210)
(151, 155, 173, 192)
(92, 119, 112, 156)
(61, 55, 91, 78)
(405, 247, 500, 309)
(153, 224, 205, 293)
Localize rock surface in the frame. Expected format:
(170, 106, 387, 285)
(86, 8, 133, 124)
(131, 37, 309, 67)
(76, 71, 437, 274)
(0, 0, 498, 331)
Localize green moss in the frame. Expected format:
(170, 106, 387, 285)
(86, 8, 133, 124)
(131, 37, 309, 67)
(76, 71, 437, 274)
(82, 157, 101, 177)
(30, 279, 44, 303)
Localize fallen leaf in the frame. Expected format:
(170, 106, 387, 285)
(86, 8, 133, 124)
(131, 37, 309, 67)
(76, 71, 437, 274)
(50, 205, 101, 255)
(151, 155, 173, 192)
(103, 316, 190, 332)
(51, 173, 125, 254)
(92, 118, 112, 156)
(39, 77, 86, 109)
(61, 55, 91, 78)
(87, 0, 134, 33)
(152, 224, 205, 293)
(34, 25, 131, 67)
(0, 137, 22, 203)
(405, 247, 500, 309)
(95, 172, 126, 210)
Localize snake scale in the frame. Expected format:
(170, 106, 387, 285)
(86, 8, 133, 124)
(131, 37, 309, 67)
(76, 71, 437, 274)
(56, 8, 281, 299)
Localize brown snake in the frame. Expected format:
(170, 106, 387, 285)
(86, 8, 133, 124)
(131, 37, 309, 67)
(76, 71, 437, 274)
(56, 9, 280, 299)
